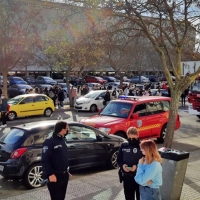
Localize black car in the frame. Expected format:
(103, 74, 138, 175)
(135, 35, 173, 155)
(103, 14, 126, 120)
(7, 84, 33, 98)
(0, 120, 124, 189)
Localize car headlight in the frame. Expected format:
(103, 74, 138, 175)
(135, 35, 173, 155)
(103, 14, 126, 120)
(99, 127, 111, 134)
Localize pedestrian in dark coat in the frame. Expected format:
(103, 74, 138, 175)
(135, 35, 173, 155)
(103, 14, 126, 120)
(103, 90, 111, 106)
(57, 88, 65, 108)
(42, 121, 70, 200)
(117, 127, 143, 200)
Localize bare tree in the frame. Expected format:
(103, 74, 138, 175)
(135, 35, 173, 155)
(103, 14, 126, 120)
(0, 0, 43, 96)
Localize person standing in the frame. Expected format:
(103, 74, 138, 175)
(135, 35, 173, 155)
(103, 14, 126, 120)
(42, 121, 70, 200)
(0, 94, 9, 127)
(103, 90, 111, 106)
(70, 86, 77, 105)
(117, 127, 143, 200)
(57, 88, 65, 109)
(135, 140, 162, 200)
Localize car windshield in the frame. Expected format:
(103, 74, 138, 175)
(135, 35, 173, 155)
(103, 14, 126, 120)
(8, 96, 24, 105)
(84, 91, 101, 98)
(0, 128, 28, 145)
(100, 102, 133, 118)
(191, 80, 200, 92)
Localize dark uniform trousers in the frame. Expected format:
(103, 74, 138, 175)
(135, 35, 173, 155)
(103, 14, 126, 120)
(123, 172, 140, 200)
(47, 172, 69, 200)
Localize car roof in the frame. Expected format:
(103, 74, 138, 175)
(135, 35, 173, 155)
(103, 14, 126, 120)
(11, 120, 81, 131)
(113, 96, 170, 103)
(12, 93, 47, 98)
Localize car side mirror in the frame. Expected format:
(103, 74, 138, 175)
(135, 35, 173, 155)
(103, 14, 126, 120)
(132, 113, 139, 119)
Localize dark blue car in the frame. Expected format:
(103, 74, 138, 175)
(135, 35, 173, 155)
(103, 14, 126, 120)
(102, 76, 116, 82)
(8, 76, 27, 85)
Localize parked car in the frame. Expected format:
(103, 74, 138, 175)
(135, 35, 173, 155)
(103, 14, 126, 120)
(63, 76, 85, 86)
(0, 76, 10, 87)
(75, 90, 111, 112)
(85, 76, 107, 84)
(145, 75, 158, 82)
(105, 82, 130, 89)
(21, 76, 36, 85)
(0, 120, 124, 188)
(81, 96, 181, 143)
(87, 83, 103, 90)
(101, 76, 116, 82)
(56, 83, 76, 98)
(7, 84, 33, 98)
(150, 89, 169, 97)
(34, 84, 53, 91)
(7, 94, 55, 120)
(130, 76, 150, 83)
(8, 76, 27, 85)
(35, 76, 57, 85)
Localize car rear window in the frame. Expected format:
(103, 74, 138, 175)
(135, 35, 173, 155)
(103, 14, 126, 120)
(0, 128, 28, 145)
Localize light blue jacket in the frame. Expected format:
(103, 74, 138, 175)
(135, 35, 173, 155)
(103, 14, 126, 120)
(135, 161, 162, 188)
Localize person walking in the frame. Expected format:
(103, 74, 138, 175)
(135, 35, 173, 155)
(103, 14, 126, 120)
(42, 121, 70, 200)
(181, 89, 188, 106)
(117, 127, 143, 200)
(57, 88, 65, 109)
(135, 140, 162, 200)
(0, 94, 9, 127)
(70, 86, 77, 106)
(103, 90, 111, 106)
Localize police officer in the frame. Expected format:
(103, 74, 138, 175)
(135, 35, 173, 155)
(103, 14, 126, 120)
(42, 121, 69, 200)
(117, 127, 143, 200)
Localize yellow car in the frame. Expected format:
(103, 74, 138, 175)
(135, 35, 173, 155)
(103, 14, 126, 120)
(7, 94, 55, 120)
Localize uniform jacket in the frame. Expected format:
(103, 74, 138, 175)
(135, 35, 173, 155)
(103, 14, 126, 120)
(0, 98, 8, 112)
(117, 140, 143, 172)
(42, 133, 69, 178)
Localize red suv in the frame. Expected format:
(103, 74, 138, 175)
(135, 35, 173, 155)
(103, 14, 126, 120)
(85, 76, 107, 84)
(80, 96, 181, 143)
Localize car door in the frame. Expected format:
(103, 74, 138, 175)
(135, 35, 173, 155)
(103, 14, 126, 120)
(130, 103, 151, 139)
(17, 96, 35, 117)
(95, 92, 106, 109)
(33, 95, 49, 115)
(67, 124, 107, 169)
(146, 101, 163, 137)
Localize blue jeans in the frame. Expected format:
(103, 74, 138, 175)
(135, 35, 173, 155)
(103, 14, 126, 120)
(140, 186, 161, 200)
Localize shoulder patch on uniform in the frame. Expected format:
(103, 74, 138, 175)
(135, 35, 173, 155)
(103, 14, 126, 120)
(43, 146, 48, 153)
(133, 148, 138, 153)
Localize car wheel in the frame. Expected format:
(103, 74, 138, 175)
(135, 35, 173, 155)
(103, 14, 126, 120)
(90, 104, 97, 112)
(7, 111, 17, 121)
(115, 132, 126, 139)
(157, 124, 167, 143)
(197, 115, 200, 119)
(24, 163, 43, 189)
(44, 108, 52, 117)
(108, 149, 119, 169)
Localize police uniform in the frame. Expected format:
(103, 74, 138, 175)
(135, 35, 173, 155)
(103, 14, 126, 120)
(117, 139, 143, 200)
(42, 132, 69, 200)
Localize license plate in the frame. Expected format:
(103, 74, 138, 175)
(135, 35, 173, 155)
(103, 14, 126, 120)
(0, 165, 4, 171)
(197, 94, 200, 97)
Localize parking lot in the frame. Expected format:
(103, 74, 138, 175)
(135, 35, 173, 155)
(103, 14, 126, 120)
(0, 106, 199, 199)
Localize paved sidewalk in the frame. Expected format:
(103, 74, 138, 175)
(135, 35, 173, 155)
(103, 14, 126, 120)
(2, 150, 200, 200)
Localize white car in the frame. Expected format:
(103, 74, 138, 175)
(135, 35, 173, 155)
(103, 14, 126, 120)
(75, 90, 110, 112)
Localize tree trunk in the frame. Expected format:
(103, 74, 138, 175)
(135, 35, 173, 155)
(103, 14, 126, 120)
(164, 90, 181, 148)
(2, 71, 8, 98)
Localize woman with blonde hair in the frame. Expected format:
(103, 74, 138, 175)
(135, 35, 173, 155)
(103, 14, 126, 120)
(135, 140, 162, 200)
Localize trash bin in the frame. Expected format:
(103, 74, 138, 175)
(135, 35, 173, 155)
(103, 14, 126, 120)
(158, 147, 190, 200)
